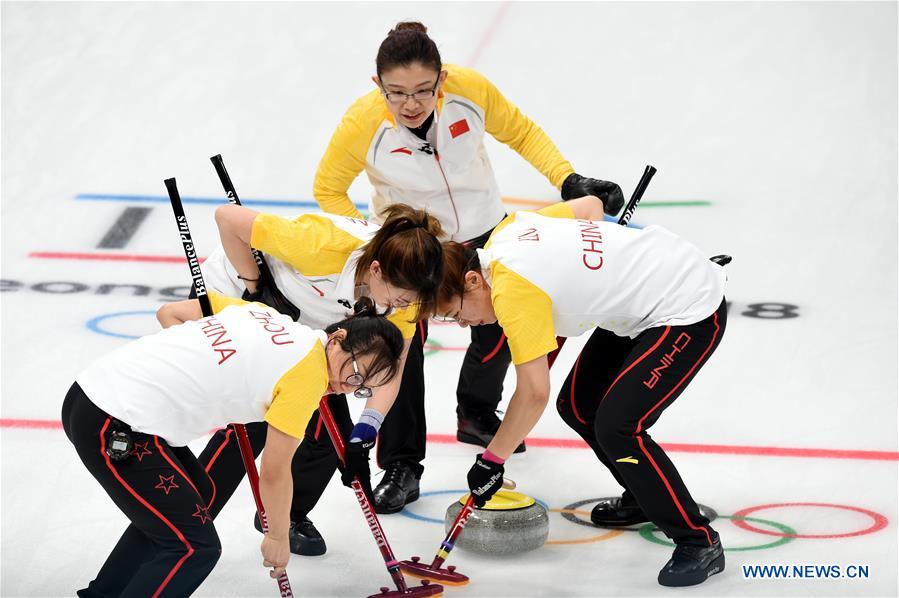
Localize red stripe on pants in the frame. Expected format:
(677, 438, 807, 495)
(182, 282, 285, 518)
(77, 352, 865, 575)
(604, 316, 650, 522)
(636, 435, 712, 545)
(314, 413, 323, 441)
(204, 428, 233, 473)
(481, 333, 507, 363)
(99, 418, 195, 597)
(155, 437, 200, 496)
(569, 356, 587, 425)
(202, 428, 233, 508)
(601, 327, 670, 402)
(636, 316, 720, 434)
(633, 313, 721, 546)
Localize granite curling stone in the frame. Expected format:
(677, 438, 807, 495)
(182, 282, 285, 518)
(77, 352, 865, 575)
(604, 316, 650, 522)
(445, 490, 549, 555)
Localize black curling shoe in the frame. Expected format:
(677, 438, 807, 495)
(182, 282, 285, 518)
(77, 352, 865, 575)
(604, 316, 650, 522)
(372, 461, 420, 514)
(657, 538, 725, 587)
(590, 494, 649, 527)
(457, 410, 526, 454)
(253, 514, 327, 556)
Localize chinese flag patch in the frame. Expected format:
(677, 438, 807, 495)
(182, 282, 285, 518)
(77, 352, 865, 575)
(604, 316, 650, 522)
(449, 119, 470, 139)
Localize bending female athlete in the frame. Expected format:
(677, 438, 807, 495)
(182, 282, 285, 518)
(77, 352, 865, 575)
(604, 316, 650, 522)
(437, 197, 728, 587)
(63, 298, 403, 597)
(181, 202, 443, 556)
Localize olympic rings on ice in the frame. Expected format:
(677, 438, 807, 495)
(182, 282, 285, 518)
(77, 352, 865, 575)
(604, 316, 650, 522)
(86, 310, 157, 339)
(731, 503, 889, 539)
(639, 516, 797, 552)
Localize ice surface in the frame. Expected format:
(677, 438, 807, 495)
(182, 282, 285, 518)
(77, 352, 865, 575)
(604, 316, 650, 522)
(2, 2, 897, 597)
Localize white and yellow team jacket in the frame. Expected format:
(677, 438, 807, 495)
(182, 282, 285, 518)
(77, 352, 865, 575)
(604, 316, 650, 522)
(201, 212, 417, 341)
(77, 301, 328, 446)
(314, 64, 576, 242)
(479, 211, 728, 365)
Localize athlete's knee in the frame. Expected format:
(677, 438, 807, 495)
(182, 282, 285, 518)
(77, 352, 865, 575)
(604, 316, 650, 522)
(555, 392, 576, 426)
(556, 393, 596, 442)
(157, 535, 220, 573)
(594, 407, 628, 450)
(195, 473, 215, 507)
(188, 530, 222, 570)
(192, 543, 222, 572)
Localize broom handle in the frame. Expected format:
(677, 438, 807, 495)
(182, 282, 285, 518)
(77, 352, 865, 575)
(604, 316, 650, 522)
(318, 396, 409, 592)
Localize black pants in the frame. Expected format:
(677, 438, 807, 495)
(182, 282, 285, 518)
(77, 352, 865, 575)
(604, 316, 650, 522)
(62, 383, 220, 597)
(198, 319, 426, 521)
(556, 300, 727, 546)
(454, 320, 512, 420)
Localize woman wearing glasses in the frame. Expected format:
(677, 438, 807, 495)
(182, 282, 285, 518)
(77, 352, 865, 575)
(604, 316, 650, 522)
(311, 20, 626, 518)
(435, 196, 728, 587)
(170, 202, 443, 557)
(62, 297, 404, 597)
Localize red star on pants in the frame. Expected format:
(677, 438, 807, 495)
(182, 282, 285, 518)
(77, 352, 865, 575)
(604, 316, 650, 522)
(192, 504, 211, 525)
(154, 475, 179, 495)
(130, 441, 152, 462)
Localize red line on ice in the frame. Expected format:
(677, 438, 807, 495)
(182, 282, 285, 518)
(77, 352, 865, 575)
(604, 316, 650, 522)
(29, 251, 206, 264)
(7, 419, 896, 461)
(467, 1, 512, 66)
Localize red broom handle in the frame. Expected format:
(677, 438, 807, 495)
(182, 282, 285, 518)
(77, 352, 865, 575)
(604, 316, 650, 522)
(318, 396, 409, 592)
(233, 423, 294, 598)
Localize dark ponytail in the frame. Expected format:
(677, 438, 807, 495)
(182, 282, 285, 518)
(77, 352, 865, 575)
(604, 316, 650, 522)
(355, 204, 445, 319)
(325, 297, 404, 387)
(376, 21, 442, 76)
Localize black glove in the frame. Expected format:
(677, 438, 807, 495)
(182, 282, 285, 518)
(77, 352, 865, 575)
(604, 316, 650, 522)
(561, 173, 625, 216)
(340, 438, 375, 503)
(467, 453, 504, 508)
(241, 277, 302, 321)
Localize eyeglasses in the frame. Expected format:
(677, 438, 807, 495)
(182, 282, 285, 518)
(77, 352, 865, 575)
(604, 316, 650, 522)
(433, 292, 464, 323)
(376, 271, 416, 310)
(345, 347, 373, 399)
(380, 80, 439, 105)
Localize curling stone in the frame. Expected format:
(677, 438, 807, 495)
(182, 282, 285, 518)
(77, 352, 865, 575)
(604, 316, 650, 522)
(444, 490, 548, 555)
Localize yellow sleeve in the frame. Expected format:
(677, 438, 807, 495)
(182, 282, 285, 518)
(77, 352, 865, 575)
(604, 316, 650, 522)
(313, 90, 387, 219)
(208, 291, 249, 314)
(387, 305, 419, 340)
(443, 65, 575, 189)
(490, 262, 557, 365)
(250, 213, 366, 277)
(534, 202, 576, 219)
(265, 341, 328, 439)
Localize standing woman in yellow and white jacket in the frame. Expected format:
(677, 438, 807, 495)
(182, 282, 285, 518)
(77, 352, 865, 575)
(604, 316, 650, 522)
(312, 21, 626, 514)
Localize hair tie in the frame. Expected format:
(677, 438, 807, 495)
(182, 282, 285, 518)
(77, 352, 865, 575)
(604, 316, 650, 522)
(353, 296, 376, 316)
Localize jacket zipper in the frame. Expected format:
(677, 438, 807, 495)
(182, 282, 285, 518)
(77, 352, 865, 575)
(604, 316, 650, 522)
(433, 150, 461, 238)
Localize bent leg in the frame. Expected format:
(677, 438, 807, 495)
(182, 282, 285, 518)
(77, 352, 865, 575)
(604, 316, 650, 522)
(594, 302, 727, 546)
